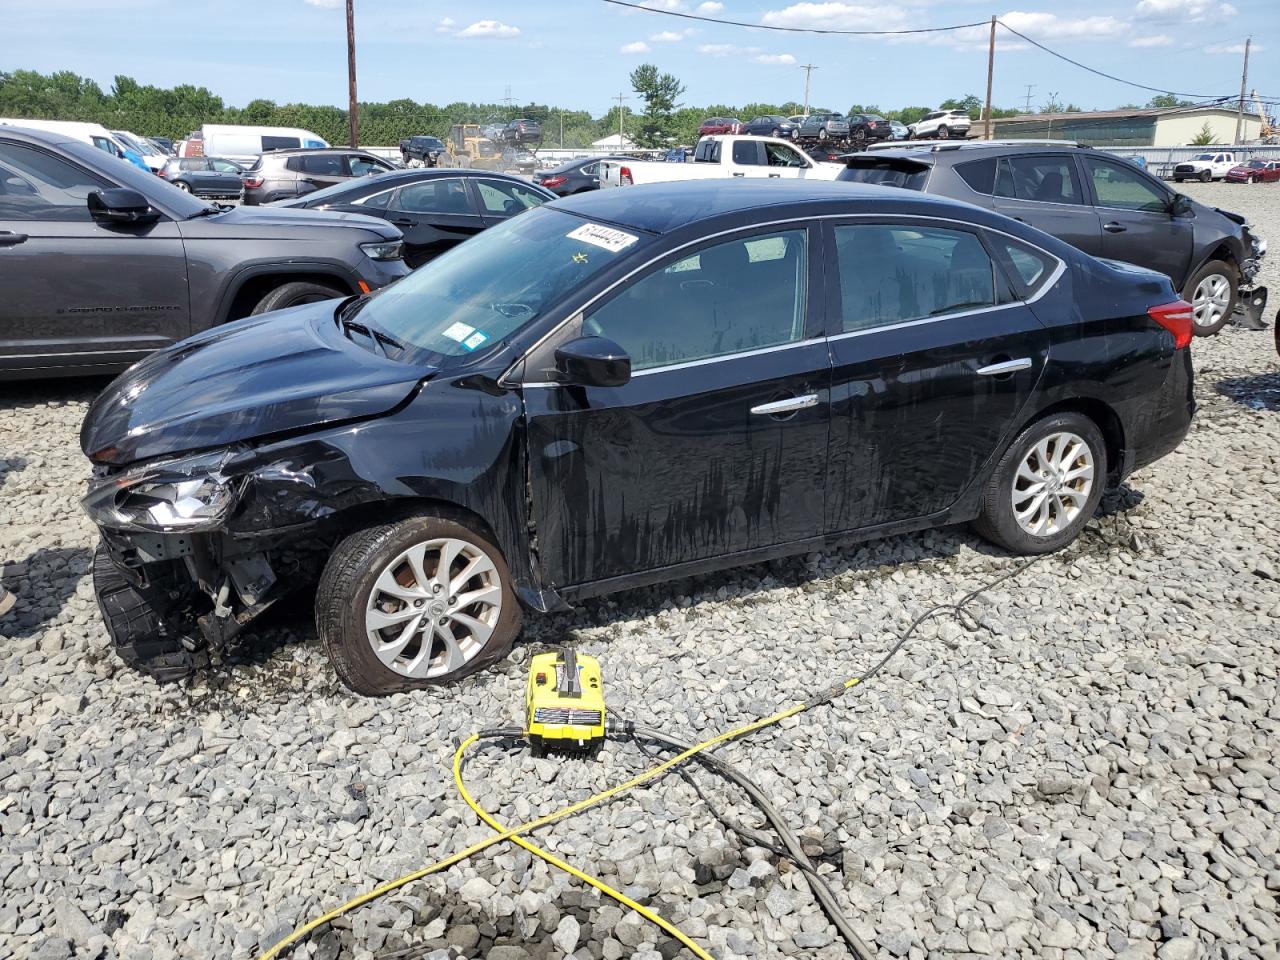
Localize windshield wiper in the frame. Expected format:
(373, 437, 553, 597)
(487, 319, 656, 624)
(185, 205, 223, 219)
(338, 314, 406, 358)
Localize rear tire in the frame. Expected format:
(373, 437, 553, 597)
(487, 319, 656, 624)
(92, 545, 208, 683)
(973, 413, 1107, 555)
(1183, 259, 1238, 336)
(250, 281, 345, 316)
(937, 125, 951, 140)
(174, 180, 192, 192)
(316, 513, 521, 696)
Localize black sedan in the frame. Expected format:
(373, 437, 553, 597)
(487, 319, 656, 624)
(270, 168, 555, 268)
(82, 180, 1194, 695)
(742, 115, 798, 139)
(534, 156, 630, 196)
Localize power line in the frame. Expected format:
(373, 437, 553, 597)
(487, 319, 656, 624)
(600, 0, 987, 35)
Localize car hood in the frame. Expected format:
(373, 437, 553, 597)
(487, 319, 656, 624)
(81, 301, 430, 466)
(181, 203, 400, 239)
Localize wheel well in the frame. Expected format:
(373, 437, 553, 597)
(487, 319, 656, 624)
(327, 497, 508, 560)
(224, 273, 354, 323)
(1027, 399, 1125, 482)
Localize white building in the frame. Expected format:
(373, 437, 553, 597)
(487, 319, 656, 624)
(991, 106, 1266, 147)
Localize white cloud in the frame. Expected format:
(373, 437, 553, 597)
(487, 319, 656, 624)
(456, 19, 520, 38)
(1204, 40, 1260, 53)
(1128, 33, 1173, 47)
(697, 42, 753, 55)
(1135, 0, 1236, 22)
(435, 16, 456, 33)
(650, 30, 685, 42)
(753, 53, 797, 64)
(621, 40, 651, 53)
(304, 0, 340, 7)
(999, 10, 1126, 40)
(695, 1, 724, 12)
(761, 2, 908, 31)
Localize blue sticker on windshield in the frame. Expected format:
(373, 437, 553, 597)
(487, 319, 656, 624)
(462, 331, 488, 351)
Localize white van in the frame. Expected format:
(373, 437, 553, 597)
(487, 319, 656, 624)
(182, 124, 329, 163)
(0, 118, 124, 156)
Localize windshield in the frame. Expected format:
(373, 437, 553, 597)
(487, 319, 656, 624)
(348, 208, 650, 363)
(1246, 160, 1265, 168)
(1194, 154, 1214, 161)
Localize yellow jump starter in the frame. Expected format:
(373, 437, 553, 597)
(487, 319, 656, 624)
(525, 649, 606, 755)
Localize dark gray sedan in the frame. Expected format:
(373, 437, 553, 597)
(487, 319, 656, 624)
(157, 156, 244, 198)
(533, 156, 630, 195)
(742, 115, 798, 139)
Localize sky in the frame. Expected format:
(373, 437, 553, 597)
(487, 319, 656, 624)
(7, 0, 1278, 116)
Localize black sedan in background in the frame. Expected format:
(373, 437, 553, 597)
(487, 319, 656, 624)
(742, 115, 798, 139)
(84, 179, 1194, 695)
(534, 156, 630, 195)
(272, 168, 555, 267)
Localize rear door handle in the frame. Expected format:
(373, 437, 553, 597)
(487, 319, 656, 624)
(732, 172, 745, 177)
(1103, 221, 1127, 233)
(976, 357, 1032, 376)
(0, 232, 29, 247)
(389, 218, 415, 226)
(751, 394, 818, 416)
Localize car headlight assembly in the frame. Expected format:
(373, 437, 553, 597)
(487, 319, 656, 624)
(360, 239, 405, 261)
(83, 453, 241, 533)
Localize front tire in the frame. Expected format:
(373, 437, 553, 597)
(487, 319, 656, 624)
(973, 413, 1107, 555)
(1199, 170, 1211, 182)
(818, 128, 828, 141)
(316, 514, 521, 696)
(250, 281, 345, 316)
(1183, 259, 1238, 336)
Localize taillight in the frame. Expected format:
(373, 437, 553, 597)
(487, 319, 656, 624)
(1148, 300, 1193, 349)
(156, 169, 167, 177)
(619, 166, 633, 186)
(242, 176, 263, 189)
(541, 175, 567, 188)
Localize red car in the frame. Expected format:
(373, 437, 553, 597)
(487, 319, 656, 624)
(1226, 159, 1280, 183)
(697, 116, 743, 138)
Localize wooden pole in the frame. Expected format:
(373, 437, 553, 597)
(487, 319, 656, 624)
(984, 15, 996, 140)
(346, 0, 358, 147)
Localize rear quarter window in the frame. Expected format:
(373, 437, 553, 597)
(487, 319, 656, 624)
(955, 157, 996, 195)
(987, 233, 1059, 300)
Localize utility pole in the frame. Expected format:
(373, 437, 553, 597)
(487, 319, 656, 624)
(559, 110, 564, 148)
(345, 0, 358, 147)
(502, 86, 516, 118)
(1234, 36, 1251, 144)
(799, 64, 817, 117)
(614, 92, 629, 145)
(1022, 84, 1036, 114)
(983, 15, 996, 140)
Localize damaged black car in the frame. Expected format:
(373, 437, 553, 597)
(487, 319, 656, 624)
(83, 179, 1195, 695)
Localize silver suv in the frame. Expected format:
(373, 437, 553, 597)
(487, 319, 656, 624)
(796, 113, 850, 142)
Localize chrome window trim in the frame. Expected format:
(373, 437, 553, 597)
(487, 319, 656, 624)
(501, 212, 1065, 386)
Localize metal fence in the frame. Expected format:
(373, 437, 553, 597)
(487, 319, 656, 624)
(1092, 144, 1277, 180)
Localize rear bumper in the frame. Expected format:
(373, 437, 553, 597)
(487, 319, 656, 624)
(1125, 348, 1195, 477)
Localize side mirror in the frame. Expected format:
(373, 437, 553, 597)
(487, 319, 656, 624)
(88, 189, 159, 225)
(1168, 193, 1193, 218)
(554, 336, 631, 388)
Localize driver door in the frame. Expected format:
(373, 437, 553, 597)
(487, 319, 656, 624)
(520, 226, 830, 590)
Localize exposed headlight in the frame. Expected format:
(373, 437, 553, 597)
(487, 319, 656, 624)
(360, 240, 404, 261)
(83, 452, 240, 533)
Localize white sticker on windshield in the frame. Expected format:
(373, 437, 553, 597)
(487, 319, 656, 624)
(566, 223, 639, 253)
(463, 331, 488, 350)
(442, 321, 475, 343)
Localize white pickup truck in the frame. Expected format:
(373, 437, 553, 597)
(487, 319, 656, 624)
(599, 135, 843, 188)
(1171, 152, 1239, 183)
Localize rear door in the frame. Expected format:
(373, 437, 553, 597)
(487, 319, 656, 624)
(208, 158, 243, 193)
(383, 177, 485, 267)
(991, 154, 1103, 256)
(1082, 154, 1192, 286)
(470, 177, 552, 227)
(823, 218, 1051, 532)
(295, 153, 348, 195)
(0, 138, 190, 375)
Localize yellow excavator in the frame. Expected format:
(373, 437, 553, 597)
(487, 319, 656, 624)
(445, 124, 504, 169)
(1252, 91, 1277, 143)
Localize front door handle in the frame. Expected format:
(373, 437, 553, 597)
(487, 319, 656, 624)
(732, 172, 745, 177)
(388, 218, 414, 226)
(1103, 221, 1127, 233)
(976, 357, 1032, 376)
(0, 231, 29, 247)
(751, 394, 819, 416)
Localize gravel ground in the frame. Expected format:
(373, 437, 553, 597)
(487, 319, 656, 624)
(2, 181, 1279, 960)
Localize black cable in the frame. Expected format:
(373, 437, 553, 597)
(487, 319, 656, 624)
(601, 0, 988, 36)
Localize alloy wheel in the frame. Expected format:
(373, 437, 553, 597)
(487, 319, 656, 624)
(1192, 273, 1232, 331)
(1011, 432, 1095, 537)
(364, 537, 502, 679)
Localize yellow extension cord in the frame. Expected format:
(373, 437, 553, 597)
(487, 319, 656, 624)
(256, 678, 863, 960)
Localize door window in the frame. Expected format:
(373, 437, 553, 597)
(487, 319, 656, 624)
(0, 141, 112, 221)
(355, 188, 395, 209)
(348, 155, 386, 177)
(833, 224, 996, 333)
(179, 158, 205, 171)
(764, 143, 806, 167)
(584, 229, 808, 371)
(473, 179, 549, 216)
(994, 156, 1082, 204)
(298, 154, 346, 176)
(732, 141, 762, 165)
(209, 159, 240, 173)
(393, 178, 474, 214)
(1085, 157, 1169, 212)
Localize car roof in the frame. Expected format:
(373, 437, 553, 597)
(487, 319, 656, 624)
(551, 178, 1005, 235)
(0, 124, 80, 147)
(264, 147, 380, 157)
(860, 141, 1087, 164)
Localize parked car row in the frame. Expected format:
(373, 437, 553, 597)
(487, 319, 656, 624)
(710, 110, 956, 148)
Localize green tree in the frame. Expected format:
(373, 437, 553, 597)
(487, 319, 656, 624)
(629, 63, 685, 147)
(940, 95, 983, 118)
(1147, 93, 1191, 109)
(1189, 122, 1216, 145)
